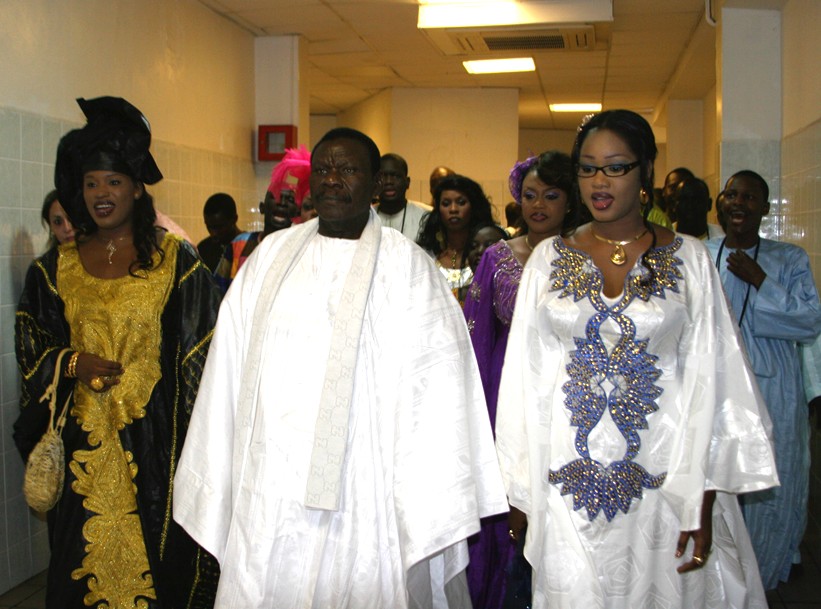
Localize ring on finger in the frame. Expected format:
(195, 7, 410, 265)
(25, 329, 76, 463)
(693, 555, 705, 566)
(90, 376, 105, 391)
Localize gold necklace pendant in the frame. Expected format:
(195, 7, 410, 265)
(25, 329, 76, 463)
(590, 227, 648, 266)
(106, 240, 117, 265)
(525, 235, 534, 252)
(100, 235, 131, 265)
(609, 244, 627, 265)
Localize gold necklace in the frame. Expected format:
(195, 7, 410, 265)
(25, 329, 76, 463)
(590, 227, 648, 266)
(99, 235, 131, 265)
(449, 248, 458, 269)
(524, 234, 535, 251)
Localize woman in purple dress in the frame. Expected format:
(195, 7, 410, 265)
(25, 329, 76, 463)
(463, 151, 578, 609)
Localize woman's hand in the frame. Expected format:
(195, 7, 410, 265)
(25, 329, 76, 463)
(508, 506, 528, 542)
(75, 352, 124, 392)
(676, 490, 716, 573)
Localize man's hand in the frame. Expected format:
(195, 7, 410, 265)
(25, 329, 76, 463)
(727, 249, 766, 288)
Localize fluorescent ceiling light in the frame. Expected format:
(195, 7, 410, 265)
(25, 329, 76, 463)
(549, 103, 602, 112)
(463, 57, 536, 74)
(418, 0, 613, 29)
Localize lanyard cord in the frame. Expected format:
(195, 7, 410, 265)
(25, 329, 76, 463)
(380, 203, 408, 234)
(715, 237, 761, 327)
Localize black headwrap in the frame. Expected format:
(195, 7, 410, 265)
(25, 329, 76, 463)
(54, 97, 162, 225)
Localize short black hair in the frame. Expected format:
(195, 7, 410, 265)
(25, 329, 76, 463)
(380, 153, 408, 176)
(313, 127, 381, 176)
(505, 201, 521, 224)
(728, 169, 769, 203)
(202, 192, 237, 218)
(667, 167, 695, 181)
(471, 222, 508, 242)
(204, 192, 237, 217)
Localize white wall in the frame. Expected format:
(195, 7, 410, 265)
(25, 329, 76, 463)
(719, 6, 782, 238)
(666, 100, 704, 178)
(721, 8, 782, 142)
(518, 129, 577, 161)
(703, 85, 720, 196)
(782, 0, 821, 135)
(0, 0, 256, 592)
(338, 89, 394, 156)
(389, 88, 519, 217)
(310, 115, 339, 149)
(335, 87, 519, 220)
(254, 36, 310, 203)
(780, 0, 821, 284)
(0, 0, 254, 159)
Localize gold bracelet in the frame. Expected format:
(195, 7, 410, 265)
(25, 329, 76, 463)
(65, 351, 79, 378)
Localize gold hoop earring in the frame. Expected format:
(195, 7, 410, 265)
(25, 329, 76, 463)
(640, 189, 650, 205)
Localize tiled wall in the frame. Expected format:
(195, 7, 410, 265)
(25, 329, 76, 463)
(0, 104, 258, 593)
(781, 118, 821, 284)
(782, 118, 821, 549)
(150, 141, 263, 242)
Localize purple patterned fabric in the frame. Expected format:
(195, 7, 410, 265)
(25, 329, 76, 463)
(465, 240, 523, 428)
(463, 240, 524, 609)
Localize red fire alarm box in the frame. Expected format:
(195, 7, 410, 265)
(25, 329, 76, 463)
(257, 125, 297, 161)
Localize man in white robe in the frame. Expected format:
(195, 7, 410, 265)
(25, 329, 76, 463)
(375, 152, 431, 241)
(173, 127, 507, 608)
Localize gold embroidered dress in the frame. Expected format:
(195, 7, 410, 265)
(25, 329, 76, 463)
(60, 239, 173, 607)
(14, 234, 220, 609)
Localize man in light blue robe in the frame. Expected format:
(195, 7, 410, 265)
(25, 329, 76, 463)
(707, 170, 821, 590)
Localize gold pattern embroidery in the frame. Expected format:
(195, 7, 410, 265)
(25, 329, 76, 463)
(15, 313, 60, 381)
(550, 237, 683, 306)
(35, 258, 59, 295)
(177, 257, 201, 287)
(58, 236, 179, 608)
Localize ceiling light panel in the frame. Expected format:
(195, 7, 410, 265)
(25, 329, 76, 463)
(549, 103, 602, 112)
(463, 57, 536, 74)
(418, 0, 613, 29)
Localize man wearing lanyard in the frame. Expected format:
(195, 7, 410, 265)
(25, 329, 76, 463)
(706, 169, 821, 591)
(375, 153, 431, 241)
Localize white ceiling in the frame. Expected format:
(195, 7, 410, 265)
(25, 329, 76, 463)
(198, 0, 718, 131)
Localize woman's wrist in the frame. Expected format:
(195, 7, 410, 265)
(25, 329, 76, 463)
(64, 351, 80, 378)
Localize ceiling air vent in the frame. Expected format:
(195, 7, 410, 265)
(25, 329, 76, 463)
(424, 26, 595, 56)
(485, 33, 567, 51)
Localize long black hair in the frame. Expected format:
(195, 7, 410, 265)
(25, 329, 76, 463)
(572, 110, 659, 283)
(41, 190, 61, 250)
(73, 181, 164, 277)
(416, 174, 496, 267)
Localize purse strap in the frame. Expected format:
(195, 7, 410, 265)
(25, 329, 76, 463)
(38, 348, 74, 435)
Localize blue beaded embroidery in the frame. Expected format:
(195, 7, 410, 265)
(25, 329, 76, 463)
(547, 237, 683, 521)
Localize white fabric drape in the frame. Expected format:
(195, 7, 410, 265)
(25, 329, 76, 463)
(174, 217, 507, 608)
(496, 234, 778, 609)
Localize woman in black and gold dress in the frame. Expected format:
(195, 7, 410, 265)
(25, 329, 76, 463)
(14, 97, 220, 609)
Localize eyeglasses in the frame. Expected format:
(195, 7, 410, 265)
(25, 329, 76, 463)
(575, 161, 640, 178)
